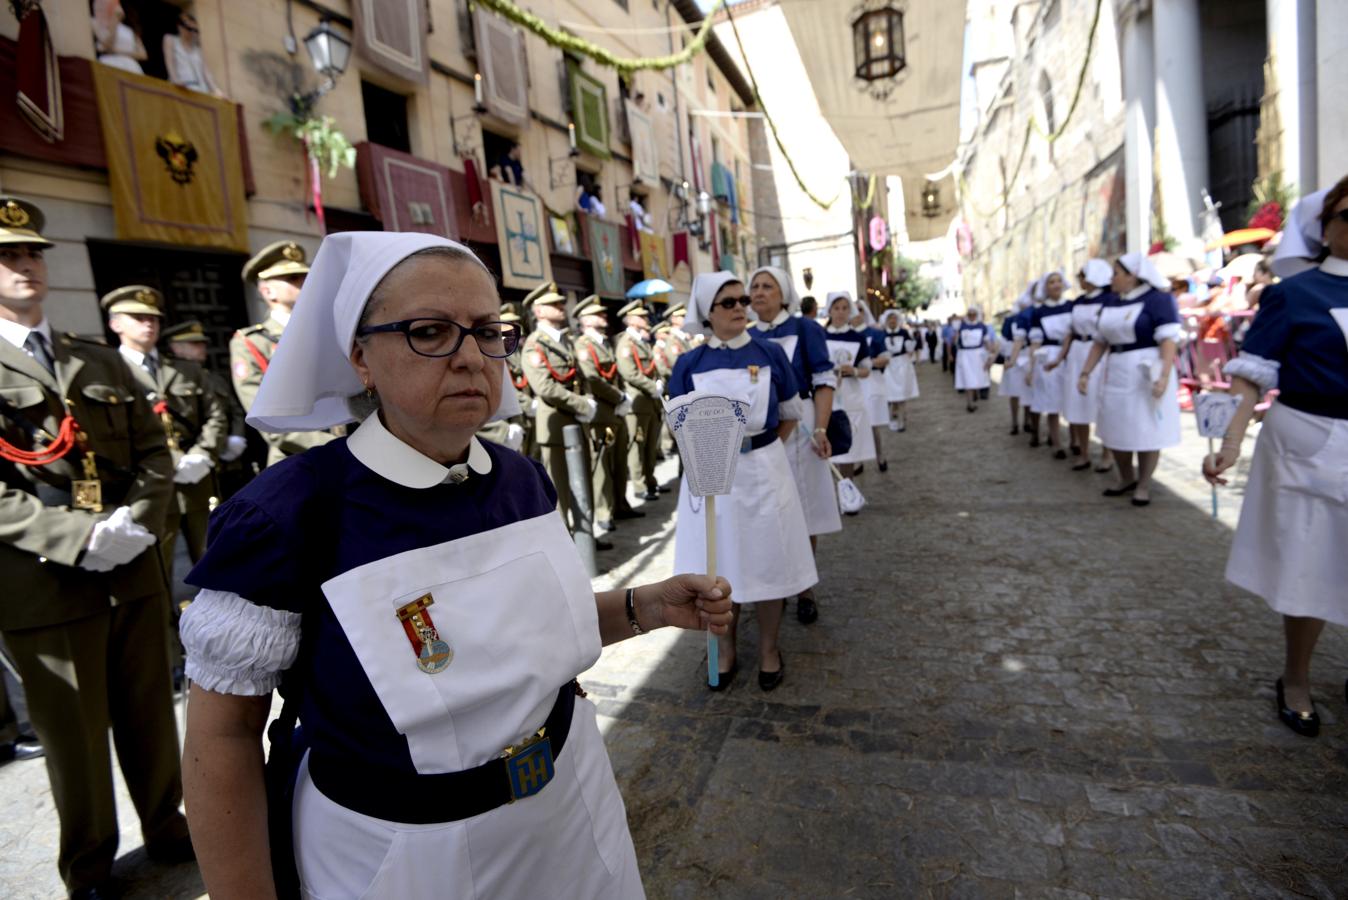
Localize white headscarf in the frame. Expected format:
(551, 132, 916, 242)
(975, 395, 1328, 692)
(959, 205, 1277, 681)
(247, 232, 518, 433)
(685, 271, 743, 339)
(825, 291, 857, 321)
(1081, 258, 1113, 289)
(1271, 189, 1326, 278)
(1117, 252, 1171, 291)
(852, 298, 877, 328)
(748, 265, 801, 314)
(965, 306, 982, 321)
(1033, 270, 1066, 302)
(879, 308, 903, 330)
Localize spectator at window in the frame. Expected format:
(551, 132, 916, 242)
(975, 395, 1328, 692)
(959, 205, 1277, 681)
(577, 183, 607, 218)
(164, 12, 226, 97)
(92, 0, 147, 74)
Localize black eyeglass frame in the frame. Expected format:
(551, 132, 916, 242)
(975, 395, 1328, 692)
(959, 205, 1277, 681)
(711, 296, 753, 311)
(355, 317, 522, 359)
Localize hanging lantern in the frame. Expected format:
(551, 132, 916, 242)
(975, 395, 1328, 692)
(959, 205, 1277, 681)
(852, 4, 906, 86)
(921, 181, 941, 218)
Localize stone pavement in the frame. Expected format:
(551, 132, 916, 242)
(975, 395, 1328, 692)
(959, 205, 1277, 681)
(2, 361, 1345, 899)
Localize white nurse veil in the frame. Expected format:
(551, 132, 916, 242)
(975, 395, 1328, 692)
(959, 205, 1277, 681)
(685, 271, 743, 339)
(247, 232, 519, 433)
(749, 265, 801, 314)
(1271, 188, 1327, 278)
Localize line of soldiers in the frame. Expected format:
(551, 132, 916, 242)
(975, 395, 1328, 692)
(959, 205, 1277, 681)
(503, 281, 697, 543)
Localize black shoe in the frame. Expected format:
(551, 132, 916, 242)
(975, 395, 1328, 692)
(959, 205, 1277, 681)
(10, 736, 44, 761)
(1029, 437, 1040, 448)
(1130, 497, 1151, 507)
(146, 833, 196, 865)
(1071, 445, 1082, 456)
(758, 652, 785, 692)
(1275, 678, 1320, 738)
(657, 485, 671, 493)
(1072, 461, 1092, 471)
(877, 459, 888, 473)
(70, 883, 120, 900)
(708, 659, 738, 692)
(854, 464, 865, 475)
(1053, 449, 1067, 460)
(1094, 465, 1114, 473)
(797, 595, 819, 624)
(1103, 481, 1139, 497)
(641, 490, 660, 501)
(614, 508, 646, 520)
(596, 519, 615, 533)
(966, 404, 975, 413)
(595, 538, 615, 551)
(1010, 426, 1020, 435)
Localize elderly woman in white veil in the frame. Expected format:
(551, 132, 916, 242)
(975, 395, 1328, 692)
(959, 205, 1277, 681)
(1077, 253, 1182, 506)
(177, 233, 731, 899)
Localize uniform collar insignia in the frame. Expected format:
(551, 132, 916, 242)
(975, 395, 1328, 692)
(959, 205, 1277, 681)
(348, 412, 493, 489)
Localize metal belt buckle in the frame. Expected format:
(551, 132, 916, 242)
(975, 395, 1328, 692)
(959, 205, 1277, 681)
(503, 729, 554, 803)
(71, 479, 103, 512)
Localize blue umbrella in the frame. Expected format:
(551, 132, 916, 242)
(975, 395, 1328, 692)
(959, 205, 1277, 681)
(626, 278, 673, 299)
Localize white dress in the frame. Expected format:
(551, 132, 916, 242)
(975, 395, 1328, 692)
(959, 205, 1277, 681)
(825, 333, 877, 464)
(1060, 294, 1106, 425)
(954, 325, 991, 391)
(97, 23, 144, 73)
(672, 357, 818, 604)
(1094, 287, 1182, 452)
(1028, 303, 1072, 415)
(862, 354, 891, 425)
(883, 334, 920, 401)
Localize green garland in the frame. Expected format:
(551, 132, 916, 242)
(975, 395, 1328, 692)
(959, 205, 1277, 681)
(264, 111, 356, 178)
(724, 9, 840, 211)
(470, 0, 726, 75)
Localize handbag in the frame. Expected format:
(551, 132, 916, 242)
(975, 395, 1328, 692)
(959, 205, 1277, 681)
(827, 462, 866, 514)
(825, 409, 852, 456)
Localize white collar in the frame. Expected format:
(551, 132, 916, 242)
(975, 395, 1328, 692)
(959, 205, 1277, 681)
(347, 411, 493, 489)
(1085, 288, 1104, 299)
(706, 331, 752, 349)
(582, 327, 607, 344)
(1041, 298, 1067, 307)
(1122, 284, 1151, 300)
(538, 322, 565, 342)
(117, 345, 158, 367)
(1320, 256, 1348, 277)
(268, 307, 292, 327)
(625, 326, 648, 340)
(0, 315, 51, 351)
(755, 309, 790, 330)
(825, 324, 851, 334)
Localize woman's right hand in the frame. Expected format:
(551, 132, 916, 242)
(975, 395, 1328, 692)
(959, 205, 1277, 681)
(1202, 449, 1238, 486)
(1076, 373, 1089, 395)
(838, 364, 856, 377)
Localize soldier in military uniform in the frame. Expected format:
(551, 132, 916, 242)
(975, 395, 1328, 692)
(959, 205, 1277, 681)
(498, 303, 535, 458)
(518, 282, 607, 544)
(0, 198, 192, 898)
(615, 300, 665, 501)
(230, 240, 335, 466)
(665, 302, 694, 360)
(164, 319, 253, 500)
(104, 290, 228, 565)
(573, 297, 645, 532)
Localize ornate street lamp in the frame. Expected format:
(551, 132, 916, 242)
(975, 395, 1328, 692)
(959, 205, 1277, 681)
(852, 3, 906, 98)
(303, 19, 352, 95)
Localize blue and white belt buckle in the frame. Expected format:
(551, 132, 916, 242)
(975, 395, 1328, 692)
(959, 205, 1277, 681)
(504, 730, 555, 802)
(740, 436, 753, 454)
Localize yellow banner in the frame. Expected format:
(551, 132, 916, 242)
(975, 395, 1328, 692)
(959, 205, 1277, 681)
(92, 64, 248, 252)
(639, 231, 669, 282)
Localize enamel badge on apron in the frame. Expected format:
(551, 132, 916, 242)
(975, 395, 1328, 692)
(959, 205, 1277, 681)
(396, 593, 453, 674)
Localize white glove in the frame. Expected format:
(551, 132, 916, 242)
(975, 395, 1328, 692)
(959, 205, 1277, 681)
(576, 398, 598, 424)
(504, 423, 525, 451)
(525, 397, 539, 418)
(80, 506, 156, 572)
(219, 434, 248, 462)
(174, 452, 213, 485)
(615, 393, 634, 417)
(653, 379, 665, 395)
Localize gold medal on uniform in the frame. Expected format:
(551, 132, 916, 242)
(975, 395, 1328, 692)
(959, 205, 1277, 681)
(747, 365, 760, 384)
(396, 593, 452, 674)
(72, 445, 103, 513)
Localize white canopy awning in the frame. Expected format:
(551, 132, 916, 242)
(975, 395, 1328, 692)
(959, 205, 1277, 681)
(778, 0, 966, 241)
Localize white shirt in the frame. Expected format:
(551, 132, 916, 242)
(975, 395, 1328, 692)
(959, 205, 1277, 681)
(705, 331, 752, 350)
(117, 345, 160, 370)
(0, 316, 52, 353)
(268, 307, 292, 328)
(538, 322, 565, 343)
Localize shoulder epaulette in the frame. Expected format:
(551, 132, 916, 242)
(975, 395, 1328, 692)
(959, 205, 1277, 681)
(64, 332, 108, 346)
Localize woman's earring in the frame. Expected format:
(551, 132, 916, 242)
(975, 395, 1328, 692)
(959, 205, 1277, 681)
(364, 383, 375, 401)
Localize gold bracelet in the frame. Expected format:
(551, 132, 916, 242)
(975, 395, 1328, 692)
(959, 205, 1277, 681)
(625, 587, 645, 636)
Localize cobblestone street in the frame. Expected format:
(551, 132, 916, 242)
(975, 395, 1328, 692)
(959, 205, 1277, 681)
(2, 363, 1345, 899)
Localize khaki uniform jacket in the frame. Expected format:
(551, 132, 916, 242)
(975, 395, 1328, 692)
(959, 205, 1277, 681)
(207, 369, 246, 438)
(0, 335, 174, 632)
(506, 353, 532, 412)
(229, 316, 334, 465)
(126, 356, 227, 514)
(615, 331, 662, 417)
(521, 329, 590, 447)
(573, 333, 627, 436)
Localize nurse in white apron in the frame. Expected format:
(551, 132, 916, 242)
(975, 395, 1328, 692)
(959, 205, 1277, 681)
(824, 292, 876, 476)
(878, 310, 919, 431)
(1024, 271, 1074, 457)
(1203, 177, 1348, 738)
(177, 234, 733, 899)
(853, 304, 892, 471)
(953, 307, 993, 412)
(1047, 259, 1115, 472)
(749, 266, 839, 626)
(998, 288, 1035, 435)
(1076, 254, 1182, 506)
(672, 272, 817, 691)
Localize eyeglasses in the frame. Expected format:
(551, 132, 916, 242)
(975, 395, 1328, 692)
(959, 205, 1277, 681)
(712, 296, 752, 311)
(1333, 209, 1348, 225)
(355, 318, 522, 359)
(180, 21, 198, 32)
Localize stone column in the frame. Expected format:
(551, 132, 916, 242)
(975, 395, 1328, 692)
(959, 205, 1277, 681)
(1267, 0, 1319, 193)
(1118, 1, 1155, 254)
(1152, 0, 1208, 247)
(1316, 0, 1346, 185)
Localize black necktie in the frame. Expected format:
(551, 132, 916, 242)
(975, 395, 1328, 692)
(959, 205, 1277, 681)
(144, 353, 159, 383)
(23, 332, 54, 376)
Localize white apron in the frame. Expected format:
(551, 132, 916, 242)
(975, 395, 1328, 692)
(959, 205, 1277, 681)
(1027, 346, 1066, 413)
(826, 339, 876, 464)
(998, 354, 1027, 399)
(883, 337, 920, 401)
(954, 329, 990, 391)
(671, 365, 817, 602)
(1095, 347, 1180, 451)
(862, 363, 890, 424)
(1060, 339, 1102, 424)
(1225, 403, 1348, 627)
(783, 401, 843, 536)
(295, 512, 643, 899)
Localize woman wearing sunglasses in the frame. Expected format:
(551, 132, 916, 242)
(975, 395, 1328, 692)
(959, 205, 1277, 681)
(671, 272, 816, 692)
(177, 234, 732, 898)
(1204, 176, 1348, 738)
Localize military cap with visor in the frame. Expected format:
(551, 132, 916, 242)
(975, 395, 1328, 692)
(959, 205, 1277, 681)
(242, 240, 311, 284)
(617, 299, 649, 319)
(100, 285, 165, 317)
(0, 197, 55, 248)
(163, 320, 209, 342)
(523, 280, 565, 308)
